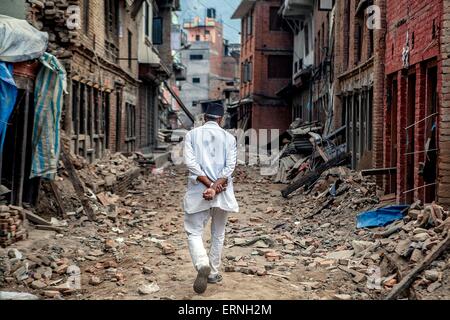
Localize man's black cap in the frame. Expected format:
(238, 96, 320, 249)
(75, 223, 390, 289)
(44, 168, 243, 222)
(205, 103, 224, 118)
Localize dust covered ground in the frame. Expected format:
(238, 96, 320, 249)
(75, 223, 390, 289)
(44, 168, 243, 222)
(1, 165, 449, 300)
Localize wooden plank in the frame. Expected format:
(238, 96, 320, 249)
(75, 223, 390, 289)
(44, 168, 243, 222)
(49, 182, 67, 218)
(35, 225, 64, 233)
(163, 81, 195, 123)
(316, 145, 329, 162)
(385, 234, 450, 300)
(338, 265, 367, 283)
(361, 167, 397, 176)
(24, 210, 52, 226)
(60, 143, 96, 221)
(281, 153, 350, 198)
(305, 198, 334, 219)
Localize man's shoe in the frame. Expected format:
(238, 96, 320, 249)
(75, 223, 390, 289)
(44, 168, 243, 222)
(207, 274, 223, 284)
(193, 266, 211, 294)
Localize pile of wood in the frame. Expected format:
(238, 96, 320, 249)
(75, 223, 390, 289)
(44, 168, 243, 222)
(274, 124, 318, 184)
(0, 205, 28, 248)
(274, 121, 348, 197)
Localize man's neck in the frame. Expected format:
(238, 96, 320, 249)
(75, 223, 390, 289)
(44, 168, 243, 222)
(205, 121, 220, 126)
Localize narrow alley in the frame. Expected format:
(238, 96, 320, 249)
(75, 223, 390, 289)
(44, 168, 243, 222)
(1, 0, 450, 305)
(1, 159, 449, 300)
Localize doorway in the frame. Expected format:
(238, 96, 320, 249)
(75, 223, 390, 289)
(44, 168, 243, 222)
(405, 74, 416, 204)
(423, 66, 438, 203)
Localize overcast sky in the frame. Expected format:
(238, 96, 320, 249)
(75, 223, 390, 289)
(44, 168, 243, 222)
(179, 0, 242, 43)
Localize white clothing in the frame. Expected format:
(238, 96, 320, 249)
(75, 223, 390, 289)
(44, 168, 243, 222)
(183, 121, 239, 214)
(184, 208, 228, 275)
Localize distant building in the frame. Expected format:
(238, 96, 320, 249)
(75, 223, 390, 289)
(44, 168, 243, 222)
(179, 10, 239, 116)
(232, 0, 293, 132)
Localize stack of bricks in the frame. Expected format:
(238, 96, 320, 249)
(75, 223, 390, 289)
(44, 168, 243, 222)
(0, 205, 28, 248)
(25, 0, 80, 61)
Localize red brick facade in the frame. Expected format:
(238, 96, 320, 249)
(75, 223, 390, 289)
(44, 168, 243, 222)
(234, 0, 293, 131)
(382, 0, 441, 204)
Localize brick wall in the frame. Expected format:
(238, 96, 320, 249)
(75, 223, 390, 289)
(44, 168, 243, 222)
(373, 0, 387, 179)
(383, 0, 442, 204)
(66, 0, 140, 156)
(252, 103, 291, 132)
(438, 0, 450, 206)
(239, 0, 293, 131)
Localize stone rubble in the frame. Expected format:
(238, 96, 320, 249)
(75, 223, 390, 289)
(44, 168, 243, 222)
(0, 164, 449, 300)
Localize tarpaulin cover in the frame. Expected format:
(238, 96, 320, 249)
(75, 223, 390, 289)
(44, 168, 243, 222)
(30, 53, 67, 180)
(356, 205, 409, 229)
(0, 62, 17, 153)
(0, 15, 48, 62)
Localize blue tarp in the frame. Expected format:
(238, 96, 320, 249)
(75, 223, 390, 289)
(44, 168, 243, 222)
(356, 205, 410, 229)
(0, 62, 17, 153)
(30, 52, 67, 180)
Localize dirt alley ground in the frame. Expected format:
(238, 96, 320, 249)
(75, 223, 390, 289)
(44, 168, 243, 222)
(2, 165, 449, 300)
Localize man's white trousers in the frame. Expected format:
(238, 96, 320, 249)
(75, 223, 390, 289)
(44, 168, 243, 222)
(184, 207, 228, 276)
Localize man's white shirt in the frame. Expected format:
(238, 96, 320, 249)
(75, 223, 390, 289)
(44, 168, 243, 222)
(183, 121, 239, 214)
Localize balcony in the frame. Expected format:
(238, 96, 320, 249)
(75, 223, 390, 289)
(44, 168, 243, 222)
(281, 0, 314, 20)
(173, 62, 187, 81)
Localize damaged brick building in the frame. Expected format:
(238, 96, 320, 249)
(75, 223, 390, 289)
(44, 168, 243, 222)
(380, 0, 441, 205)
(334, 0, 376, 170)
(14, 0, 179, 159)
(269, 0, 447, 207)
(232, 0, 293, 131)
(0, 0, 180, 208)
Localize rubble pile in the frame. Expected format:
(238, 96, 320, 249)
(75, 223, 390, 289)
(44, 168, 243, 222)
(231, 165, 450, 299)
(274, 122, 318, 184)
(0, 206, 28, 248)
(74, 151, 140, 193)
(274, 120, 346, 186)
(223, 167, 382, 286)
(0, 245, 83, 299)
(26, 0, 78, 60)
(359, 202, 450, 298)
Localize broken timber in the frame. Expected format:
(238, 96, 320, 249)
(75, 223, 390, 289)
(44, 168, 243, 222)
(60, 146, 96, 221)
(24, 210, 52, 226)
(361, 167, 396, 177)
(385, 233, 450, 300)
(281, 153, 350, 198)
(49, 181, 67, 218)
(305, 198, 334, 219)
(35, 225, 64, 233)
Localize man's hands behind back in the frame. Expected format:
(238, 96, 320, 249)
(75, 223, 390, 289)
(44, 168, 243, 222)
(202, 178, 228, 201)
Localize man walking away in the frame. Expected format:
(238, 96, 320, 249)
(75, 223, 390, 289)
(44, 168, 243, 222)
(183, 103, 239, 294)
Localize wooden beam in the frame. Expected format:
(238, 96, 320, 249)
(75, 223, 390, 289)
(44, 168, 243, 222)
(35, 225, 64, 233)
(49, 182, 67, 219)
(281, 153, 351, 198)
(385, 234, 450, 300)
(361, 167, 397, 176)
(24, 210, 52, 226)
(60, 144, 96, 221)
(163, 81, 195, 123)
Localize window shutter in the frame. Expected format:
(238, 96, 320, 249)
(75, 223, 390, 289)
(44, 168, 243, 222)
(152, 17, 163, 45)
